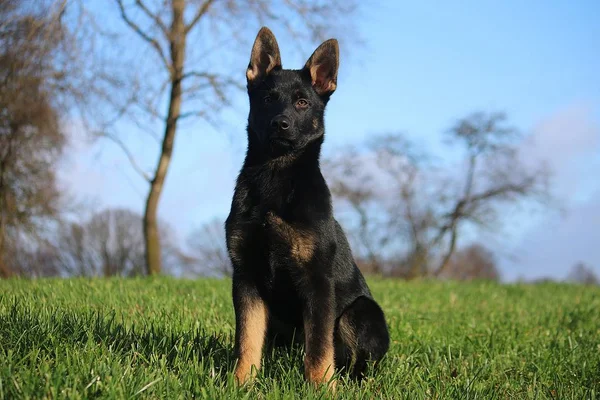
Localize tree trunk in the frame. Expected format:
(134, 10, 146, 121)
(0, 146, 12, 278)
(143, 0, 186, 276)
(357, 206, 380, 275)
(0, 232, 12, 278)
(434, 225, 458, 277)
(433, 155, 474, 278)
(407, 243, 427, 279)
(0, 176, 11, 278)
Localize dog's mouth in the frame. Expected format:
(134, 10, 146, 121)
(269, 136, 294, 148)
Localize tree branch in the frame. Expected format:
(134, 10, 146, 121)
(185, 0, 215, 34)
(178, 110, 207, 121)
(465, 181, 534, 207)
(134, 0, 168, 36)
(98, 132, 151, 182)
(181, 71, 243, 105)
(114, 0, 171, 74)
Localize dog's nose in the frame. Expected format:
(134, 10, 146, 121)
(270, 115, 291, 131)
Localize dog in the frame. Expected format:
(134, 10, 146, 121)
(225, 27, 390, 387)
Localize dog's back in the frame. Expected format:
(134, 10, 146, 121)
(226, 27, 389, 386)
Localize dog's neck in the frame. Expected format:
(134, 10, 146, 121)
(244, 130, 323, 175)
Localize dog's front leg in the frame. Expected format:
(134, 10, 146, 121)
(233, 276, 268, 384)
(303, 280, 336, 386)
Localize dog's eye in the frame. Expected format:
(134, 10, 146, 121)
(263, 95, 272, 104)
(296, 99, 309, 108)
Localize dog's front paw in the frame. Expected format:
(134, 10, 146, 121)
(234, 364, 257, 386)
(304, 357, 336, 390)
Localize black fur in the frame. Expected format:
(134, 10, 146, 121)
(226, 27, 389, 384)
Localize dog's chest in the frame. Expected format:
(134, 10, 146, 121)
(229, 170, 322, 282)
(264, 212, 316, 266)
(234, 206, 316, 285)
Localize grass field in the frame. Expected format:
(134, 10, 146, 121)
(1, 278, 599, 399)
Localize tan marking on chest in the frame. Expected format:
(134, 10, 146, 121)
(266, 212, 316, 263)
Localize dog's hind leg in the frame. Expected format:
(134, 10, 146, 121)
(334, 296, 390, 379)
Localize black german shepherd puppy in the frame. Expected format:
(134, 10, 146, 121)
(226, 27, 389, 386)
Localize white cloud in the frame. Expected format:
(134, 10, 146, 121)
(501, 103, 600, 280)
(521, 103, 600, 201)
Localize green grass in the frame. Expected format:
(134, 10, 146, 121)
(0, 278, 599, 399)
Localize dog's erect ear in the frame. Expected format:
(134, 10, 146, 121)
(247, 27, 282, 84)
(304, 39, 339, 96)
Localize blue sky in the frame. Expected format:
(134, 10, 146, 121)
(62, 0, 600, 280)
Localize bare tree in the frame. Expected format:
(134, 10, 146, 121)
(440, 243, 500, 281)
(0, 0, 71, 277)
(566, 262, 599, 286)
(325, 112, 551, 278)
(368, 135, 436, 278)
(91, 0, 359, 275)
(186, 218, 231, 277)
(5, 241, 63, 278)
(52, 207, 184, 277)
(52, 209, 145, 277)
(324, 147, 386, 274)
(325, 135, 435, 277)
(431, 112, 550, 276)
(0, 0, 115, 278)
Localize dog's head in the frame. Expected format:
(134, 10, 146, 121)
(246, 27, 339, 158)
